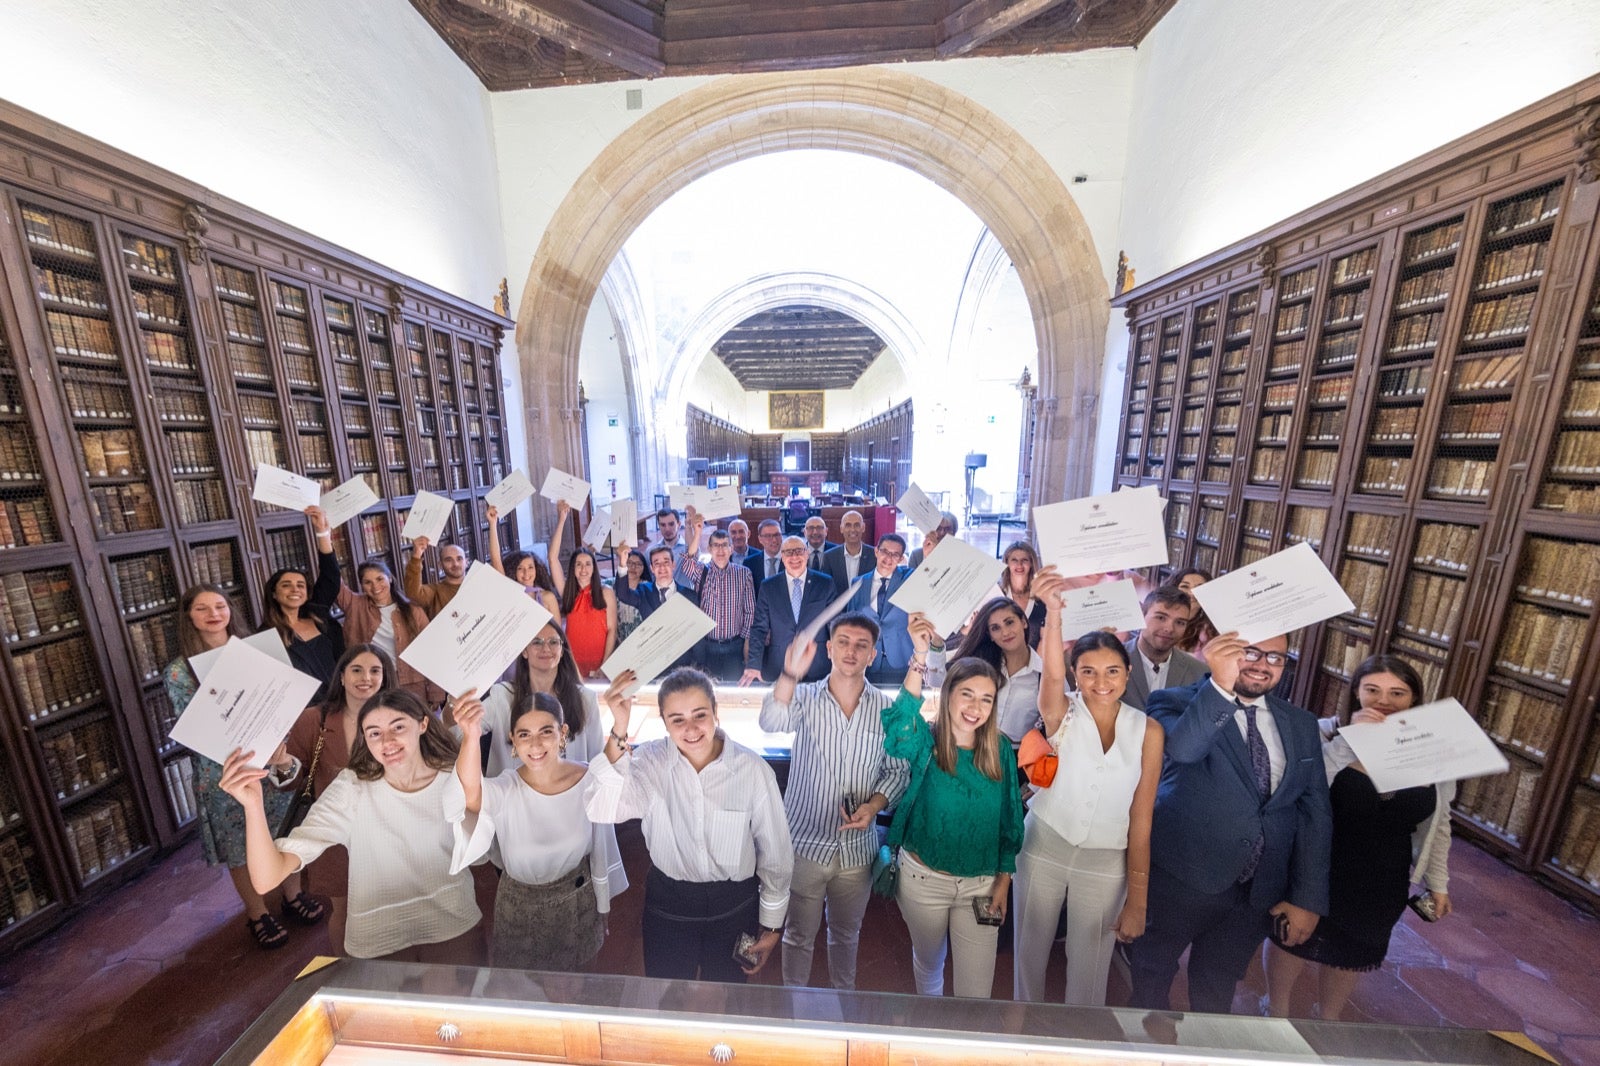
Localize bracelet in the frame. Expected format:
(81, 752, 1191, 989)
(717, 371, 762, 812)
(609, 728, 631, 750)
(759, 924, 783, 936)
(907, 658, 928, 676)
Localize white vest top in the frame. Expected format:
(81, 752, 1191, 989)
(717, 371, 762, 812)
(1031, 698, 1148, 849)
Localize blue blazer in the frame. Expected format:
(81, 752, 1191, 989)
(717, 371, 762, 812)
(1145, 679, 1332, 914)
(846, 566, 914, 679)
(746, 570, 835, 682)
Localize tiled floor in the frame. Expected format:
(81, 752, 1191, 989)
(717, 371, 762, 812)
(2, 828, 1598, 1066)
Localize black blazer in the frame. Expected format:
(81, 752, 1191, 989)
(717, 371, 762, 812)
(744, 549, 783, 589)
(746, 570, 836, 682)
(821, 544, 876, 596)
(804, 542, 840, 574)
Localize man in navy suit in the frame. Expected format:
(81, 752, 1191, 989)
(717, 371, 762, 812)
(821, 510, 875, 596)
(741, 535, 835, 684)
(744, 519, 784, 588)
(640, 545, 704, 669)
(846, 533, 914, 686)
(802, 516, 838, 574)
(1129, 631, 1332, 1014)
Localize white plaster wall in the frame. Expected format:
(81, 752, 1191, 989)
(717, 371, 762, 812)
(577, 295, 635, 503)
(687, 355, 759, 429)
(1120, 0, 1600, 284)
(0, 0, 507, 305)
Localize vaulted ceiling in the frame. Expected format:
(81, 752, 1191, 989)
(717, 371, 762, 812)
(410, 0, 1178, 90)
(714, 306, 886, 391)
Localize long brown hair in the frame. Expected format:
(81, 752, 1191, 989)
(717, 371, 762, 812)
(951, 598, 1029, 673)
(560, 546, 607, 613)
(509, 626, 589, 739)
(262, 567, 336, 644)
(175, 584, 248, 669)
(347, 690, 459, 781)
(934, 656, 1005, 780)
(314, 643, 396, 718)
(1000, 541, 1037, 595)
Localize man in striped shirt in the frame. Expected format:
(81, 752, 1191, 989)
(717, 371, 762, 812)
(758, 613, 911, 989)
(676, 506, 756, 682)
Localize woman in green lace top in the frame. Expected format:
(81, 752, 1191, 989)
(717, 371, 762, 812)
(882, 611, 1024, 998)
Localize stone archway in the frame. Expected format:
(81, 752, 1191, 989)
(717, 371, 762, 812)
(515, 66, 1108, 532)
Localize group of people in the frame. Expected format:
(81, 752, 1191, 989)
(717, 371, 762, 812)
(176, 501, 1455, 1022)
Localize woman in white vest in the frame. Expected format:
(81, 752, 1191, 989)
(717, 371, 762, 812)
(1012, 593, 1165, 1006)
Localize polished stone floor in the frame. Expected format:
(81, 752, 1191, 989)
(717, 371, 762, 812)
(2, 825, 1598, 1066)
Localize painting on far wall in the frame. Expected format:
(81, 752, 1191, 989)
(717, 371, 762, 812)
(769, 391, 825, 430)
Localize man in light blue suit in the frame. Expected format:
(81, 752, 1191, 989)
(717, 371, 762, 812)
(1129, 631, 1332, 1014)
(846, 533, 914, 687)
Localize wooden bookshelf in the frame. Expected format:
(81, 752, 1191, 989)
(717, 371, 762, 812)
(0, 101, 514, 953)
(1112, 73, 1600, 910)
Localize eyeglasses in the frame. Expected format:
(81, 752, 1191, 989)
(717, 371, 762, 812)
(780, 548, 808, 556)
(527, 637, 564, 649)
(878, 549, 904, 559)
(1241, 648, 1289, 667)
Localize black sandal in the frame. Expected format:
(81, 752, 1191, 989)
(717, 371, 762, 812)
(281, 892, 326, 927)
(246, 912, 289, 949)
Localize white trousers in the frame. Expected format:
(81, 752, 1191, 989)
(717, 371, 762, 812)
(1012, 813, 1128, 1006)
(895, 850, 999, 998)
(781, 852, 873, 989)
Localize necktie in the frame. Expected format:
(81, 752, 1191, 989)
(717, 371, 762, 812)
(791, 577, 804, 621)
(1238, 698, 1270, 882)
(812, 549, 823, 571)
(767, 556, 777, 579)
(877, 577, 890, 616)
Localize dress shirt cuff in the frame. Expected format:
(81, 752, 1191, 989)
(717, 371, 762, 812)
(758, 890, 789, 930)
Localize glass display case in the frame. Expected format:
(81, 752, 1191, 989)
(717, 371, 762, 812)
(220, 960, 1550, 1066)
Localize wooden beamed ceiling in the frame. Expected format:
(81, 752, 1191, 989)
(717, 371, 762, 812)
(714, 306, 886, 391)
(409, 0, 1178, 90)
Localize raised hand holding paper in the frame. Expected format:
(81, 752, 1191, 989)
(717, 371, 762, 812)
(1189, 541, 1356, 644)
(1336, 698, 1509, 792)
(601, 594, 716, 696)
(189, 630, 293, 683)
(895, 483, 944, 536)
(539, 468, 590, 510)
(1035, 486, 1167, 578)
(251, 464, 320, 512)
(611, 499, 637, 545)
(582, 506, 614, 548)
(399, 562, 553, 699)
(486, 469, 537, 513)
(319, 475, 380, 530)
(401, 490, 454, 544)
(890, 535, 1005, 637)
(170, 639, 322, 768)
(798, 583, 861, 648)
(1059, 579, 1146, 635)
(697, 484, 741, 521)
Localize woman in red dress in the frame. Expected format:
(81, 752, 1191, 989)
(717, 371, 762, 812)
(561, 546, 617, 678)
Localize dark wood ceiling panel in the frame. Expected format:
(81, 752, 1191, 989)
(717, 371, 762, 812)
(412, 0, 1179, 89)
(713, 306, 886, 391)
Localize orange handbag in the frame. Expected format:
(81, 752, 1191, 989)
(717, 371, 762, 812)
(1017, 728, 1058, 788)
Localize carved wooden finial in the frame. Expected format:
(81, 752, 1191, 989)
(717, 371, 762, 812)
(493, 278, 511, 317)
(1254, 243, 1278, 289)
(1577, 105, 1600, 184)
(180, 202, 209, 264)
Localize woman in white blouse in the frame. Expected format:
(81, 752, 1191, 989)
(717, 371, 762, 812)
(219, 689, 481, 961)
(449, 688, 626, 970)
(1012, 597, 1165, 1006)
(470, 622, 605, 781)
(587, 667, 793, 983)
(928, 599, 1044, 745)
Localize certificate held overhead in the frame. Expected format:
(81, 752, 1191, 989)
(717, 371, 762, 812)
(319, 475, 380, 530)
(889, 535, 1005, 638)
(895, 482, 945, 536)
(401, 490, 454, 544)
(251, 464, 321, 512)
(539, 468, 590, 510)
(399, 562, 553, 699)
(485, 469, 537, 513)
(1189, 541, 1356, 645)
(1034, 485, 1168, 578)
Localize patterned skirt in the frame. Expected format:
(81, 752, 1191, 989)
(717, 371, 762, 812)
(492, 858, 605, 971)
(192, 754, 296, 869)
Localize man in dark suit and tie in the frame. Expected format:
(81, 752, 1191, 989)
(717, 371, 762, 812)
(744, 519, 784, 588)
(640, 545, 704, 669)
(802, 516, 838, 574)
(845, 532, 913, 686)
(821, 510, 875, 595)
(1129, 631, 1332, 1014)
(742, 535, 835, 684)
(1123, 585, 1206, 711)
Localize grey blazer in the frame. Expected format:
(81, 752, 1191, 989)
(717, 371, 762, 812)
(1122, 634, 1207, 710)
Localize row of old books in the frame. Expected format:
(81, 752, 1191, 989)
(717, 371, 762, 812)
(163, 756, 197, 824)
(1550, 430, 1600, 476)
(79, 428, 145, 479)
(1402, 219, 1465, 265)
(1452, 352, 1522, 392)
(1312, 376, 1355, 405)
(0, 836, 45, 928)
(1537, 482, 1600, 514)
(1397, 573, 1467, 642)
(0, 569, 78, 643)
(1250, 448, 1288, 484)
(127, 615, 179, 683)
(152, 390, 208, 426)
(1416, 523, 1476, 572)
(1279, 269, 1317, 303)
(1395, 265, 1452, 309)
(0, 497, 56, 550)
(245, 428, 286, 471)
(119, 237, 177, 281)
(88, 481, 160, 536)
(165, 431, 220, 475)
(1285, 507, 1327, 550)
(1457, 760, 1541, 842)
(1296, 450, 1338, 488)
(264, 530, 310, 576)
(1429, 457, 1497, 499)
(11, 634, 102, 721)
(1564, 379, 1600, 419)
(1322, 626, 1370, 679)
(1462, 291, 1537, 342)
(1338, 557, 1386, 620)
(128, 285, 182, 327)
(111, 554, 177, 615)
(1269, 339, 1305, 376)
(293, 399, 329, 434)
(1377, 364, 1432, 398)
(1274, 302, 1310, 338)
(1494, 602, 1589, 687)
(190, 542, 238, 590)
(39, 718, 117, 799)
(349, 437, 378, 471)
(1344, 512, 1400, 557)
(227, 341, 272, 384)
(1438, 401, 1511, 441)
(173, 480, 230, 527)
(1482, 684, 1564, 759)
(1475, 239, 1548, 291)
(1369, 405, 1421, 442)
(138, 329, 193, 372)
(1387, 310, 1444, 354)
(1516, 538, 1600, 606)
(1360, 456, 1412, 494)
(1484, 183, 1562, 237)
(45, 310, 118, 362)
(0, 426, 42, 482)
(1317, 330, 1361, 369)
(1256, 413, 1292, 445)
(20, 205, 95, 258)
(1332, 247, 1379, 286)
(1324, 287, 1370, 325)
(220, 301, 266, 343)
(62, 793, 140, 882)
(1554, 789, 1600, 887)
(34, 266, 108, 311)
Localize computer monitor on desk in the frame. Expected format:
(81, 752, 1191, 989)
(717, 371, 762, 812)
(795, 486, 812, 501)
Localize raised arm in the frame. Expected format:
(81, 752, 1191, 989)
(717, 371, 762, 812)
(218, 748, 315, 894)
(404, 537, 433, 612)
(485, 504, 505, 575)
(601, 586, 618, 666)
(1033, 566, 1069, 736)
(305, 506, 344, 609)
(547, 500, 571, 590)
(452, 688, 485, 815)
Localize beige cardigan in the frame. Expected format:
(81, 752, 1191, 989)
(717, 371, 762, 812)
(327, 553, 444, 707)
